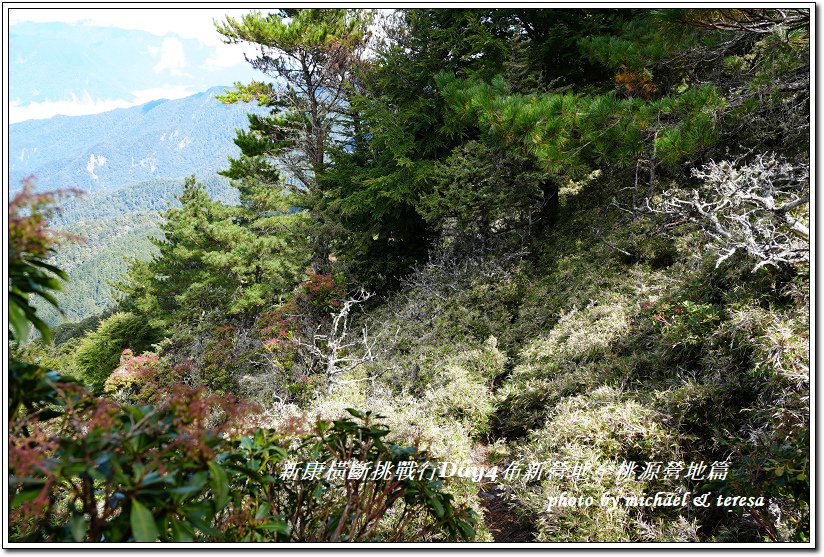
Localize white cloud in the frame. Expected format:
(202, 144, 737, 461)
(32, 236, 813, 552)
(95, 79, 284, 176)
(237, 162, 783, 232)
(9, 8, 256, 45)
(9, 92, 133, 123)
(202, 42, 252, 71)
(11, 8, 261, 84)
(151, 37, 187, 75)
(9, 8, 271, 122)
(10, 86, 197, 124)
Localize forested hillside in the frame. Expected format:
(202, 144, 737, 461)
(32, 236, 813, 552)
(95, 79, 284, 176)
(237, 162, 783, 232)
(51, 175, 239, 227)
(10, 8, 810, 544)
(12, 88, 251, 326)
(35, 175, 238, 327)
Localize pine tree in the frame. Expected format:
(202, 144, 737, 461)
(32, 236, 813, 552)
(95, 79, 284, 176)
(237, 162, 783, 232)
(215, 9, 372, 194)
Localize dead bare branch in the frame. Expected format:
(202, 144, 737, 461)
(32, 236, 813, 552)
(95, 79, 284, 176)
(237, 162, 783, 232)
(645, 153, 809, 271)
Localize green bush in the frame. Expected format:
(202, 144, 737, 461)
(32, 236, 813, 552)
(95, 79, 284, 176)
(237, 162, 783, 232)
(506, 387, 687, 542)
(228, 409, 477, 542)
(72, 312, 159, 391)
(9, 385, 478, 543)
(494, 298, 633, 438)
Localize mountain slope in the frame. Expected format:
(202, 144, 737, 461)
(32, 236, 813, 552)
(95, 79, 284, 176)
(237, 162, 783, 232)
(35, 174, 242, 327)
(14, 88, 262, 326)
(52, 175, 239, 227)
(39, 211, 165, 325)
(10, 86, 259, 192)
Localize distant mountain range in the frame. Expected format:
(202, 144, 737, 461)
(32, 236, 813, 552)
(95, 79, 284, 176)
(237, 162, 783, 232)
(13, 87, 265, 328)
(10, 86, 259, 193)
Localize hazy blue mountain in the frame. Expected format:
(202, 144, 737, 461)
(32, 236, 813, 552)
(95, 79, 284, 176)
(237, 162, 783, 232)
(10, 86, 261, 192)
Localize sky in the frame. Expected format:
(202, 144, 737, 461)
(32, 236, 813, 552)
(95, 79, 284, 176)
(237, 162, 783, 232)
(8, 8, 264, 123)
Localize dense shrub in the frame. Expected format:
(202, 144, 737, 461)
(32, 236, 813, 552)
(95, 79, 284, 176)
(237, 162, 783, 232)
(72, 312, 159, 391)
(9, 384, 478, 542)
(505, 387, 689, 542)
(103, 349, 179, 405)
(227, 409, 477, 542)
(494, 298, 633, 438)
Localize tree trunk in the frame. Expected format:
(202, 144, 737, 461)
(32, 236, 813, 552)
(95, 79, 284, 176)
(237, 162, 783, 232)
(538, 179, 559, 227)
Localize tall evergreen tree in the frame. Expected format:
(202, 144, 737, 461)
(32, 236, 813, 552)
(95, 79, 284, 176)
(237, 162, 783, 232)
(117, 177, 308, 330)
(215, 9, 372, 194)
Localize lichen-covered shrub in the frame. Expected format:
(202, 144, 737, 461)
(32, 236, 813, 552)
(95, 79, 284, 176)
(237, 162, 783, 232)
(506, 387, 689, 542)
(259, 339, 505, 543)
(521, 298, 632, 364)
(524, 386, 678, 459)
(494, 298, 633, 438)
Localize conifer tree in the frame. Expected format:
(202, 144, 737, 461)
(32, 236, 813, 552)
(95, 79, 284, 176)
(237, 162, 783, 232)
(215, 9, 372, 194)
(117, 176, 308, 330)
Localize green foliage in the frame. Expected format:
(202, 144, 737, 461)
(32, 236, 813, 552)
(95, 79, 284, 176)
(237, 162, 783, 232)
(117, 176, 309, 329)
(8, 180, 81, 422)
(10, 385, 246, 542)
(437, 72, 724, 179)
(227, 411, 477, 541)
(311, 8, 533, 287)
(216, 8, 373, 195)
(216, 9, 369, 63)
(9, 361, 66, 423)
(643, 299, 722, 356)
(35, 211, 164, 327)
(8, 181, 78, 343)
(28, 175, 241, 329)
(579, 10, 720, 76)
(9, 256, 67, 343)
(219, 112, 286, 194)
(420, 140, 546, 244)
(9, 386, 477, 543)
(72, 312, 159, 391)
(199, 325, 243, 396)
